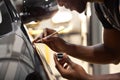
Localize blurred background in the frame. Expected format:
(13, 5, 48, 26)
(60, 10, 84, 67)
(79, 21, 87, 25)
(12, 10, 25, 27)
(24, 3, 120, 80)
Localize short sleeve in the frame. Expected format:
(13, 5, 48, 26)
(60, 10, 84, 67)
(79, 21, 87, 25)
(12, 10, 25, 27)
(94, 3, 113, 29)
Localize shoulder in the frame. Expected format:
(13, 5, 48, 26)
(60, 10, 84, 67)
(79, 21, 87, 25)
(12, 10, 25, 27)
(104, 28, 120, 64)
(94, 0, 120, 31)
(94, 2, 114, 29)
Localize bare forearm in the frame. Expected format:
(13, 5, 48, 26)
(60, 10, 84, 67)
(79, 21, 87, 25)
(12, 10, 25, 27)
(65, 43, 118, 64)
(64, 29, 120, 64)
(88, 73, 120, 80)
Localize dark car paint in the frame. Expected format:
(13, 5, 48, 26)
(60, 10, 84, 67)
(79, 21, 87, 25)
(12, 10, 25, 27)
(0, 0, 56, 80)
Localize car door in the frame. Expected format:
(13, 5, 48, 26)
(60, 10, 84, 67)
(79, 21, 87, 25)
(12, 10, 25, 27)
(0, 0, 56, 80)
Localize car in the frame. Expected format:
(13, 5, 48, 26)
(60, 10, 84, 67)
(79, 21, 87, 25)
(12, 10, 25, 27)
(0, 0, 58, 80)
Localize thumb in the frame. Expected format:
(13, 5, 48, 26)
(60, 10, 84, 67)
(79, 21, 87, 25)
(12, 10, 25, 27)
(54, 54, 66, 73)
(63, 53, 73, 66)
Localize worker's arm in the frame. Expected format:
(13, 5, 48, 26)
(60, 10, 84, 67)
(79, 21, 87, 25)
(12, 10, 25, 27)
(91, 73, 120, 80)
(33, 28, 120, 64)
(54, 53, 120, 80)
(64, 28, 120, 64)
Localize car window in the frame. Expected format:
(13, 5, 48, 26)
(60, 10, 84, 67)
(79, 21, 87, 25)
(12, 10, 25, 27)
(0, 1, 13, 36)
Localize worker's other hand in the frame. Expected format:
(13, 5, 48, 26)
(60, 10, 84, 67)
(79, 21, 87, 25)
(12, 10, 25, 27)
(56, 0, 87, 13)
(33, 28, 68, 52)
(54, 53, 90, 80)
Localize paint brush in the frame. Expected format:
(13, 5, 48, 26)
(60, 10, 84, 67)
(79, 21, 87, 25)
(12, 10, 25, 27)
(34, 26, 65, 42)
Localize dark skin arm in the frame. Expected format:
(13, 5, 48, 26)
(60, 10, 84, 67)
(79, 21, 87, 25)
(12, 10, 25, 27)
(54, 53, 120, 80)
(93, 73, 120, 80)
(32, 0, 120, 64)
(33, 28, 120, 64)
(32, 0, 120, 79)
(64, 28, 120, 64)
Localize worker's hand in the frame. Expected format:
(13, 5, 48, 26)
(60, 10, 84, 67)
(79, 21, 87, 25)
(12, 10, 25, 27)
(33, 28, 68, 52)
(54, 53, 90, 80)
(56, 0, 87, 13)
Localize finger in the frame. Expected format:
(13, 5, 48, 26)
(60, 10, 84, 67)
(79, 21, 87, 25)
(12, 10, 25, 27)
(63, 63, 69, 69)
(42, 36, 56, 42)
(63, 53, 73, 66)
(34, 34, 54, 43)
(47, 28, 56, 34)
(32, 35, 40, 43)
(54, 54, 62, 67)
(32, 32, 44, 43)
(57, 53, 71, 69)
(32, 28, 56, 43)
(58, 58, 67, 67)
(32, 37, 40, 43)
(57, 53, 69, 66)
(54, 54, 66, 73)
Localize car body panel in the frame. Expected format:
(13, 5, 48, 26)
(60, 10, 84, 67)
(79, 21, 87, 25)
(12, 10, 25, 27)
(0, 0, 56, 80)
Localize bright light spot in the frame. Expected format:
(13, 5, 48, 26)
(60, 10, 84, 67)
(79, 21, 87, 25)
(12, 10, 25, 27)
(27, 21, 37, 25)
(0, 11, 2, 24)
(52, 11, 72, 23)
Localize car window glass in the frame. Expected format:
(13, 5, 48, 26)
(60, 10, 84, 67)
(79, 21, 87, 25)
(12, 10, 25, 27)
(0, 1, 13, 36)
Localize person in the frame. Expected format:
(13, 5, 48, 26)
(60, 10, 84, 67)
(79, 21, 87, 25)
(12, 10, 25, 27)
(33, 0, 120, 80)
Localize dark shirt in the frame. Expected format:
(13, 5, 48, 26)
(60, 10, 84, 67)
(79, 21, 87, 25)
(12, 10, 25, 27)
(94, 0, 120, 31)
